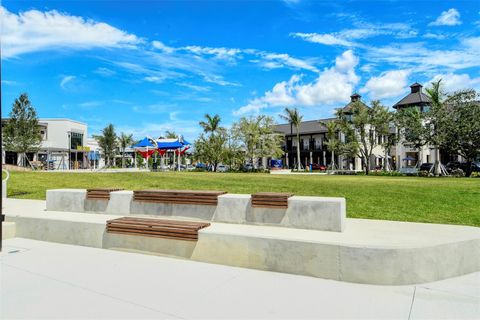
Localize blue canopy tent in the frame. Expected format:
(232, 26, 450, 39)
(156, 137, 191, 170)
(131, 137, 156, 169)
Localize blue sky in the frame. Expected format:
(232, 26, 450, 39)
(2, 1, 479, 140)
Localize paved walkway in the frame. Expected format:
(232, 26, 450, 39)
(1, 238, 479, 319)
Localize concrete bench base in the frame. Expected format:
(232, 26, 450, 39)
(46, 189, 346, 232)
(5, 199, 479, 285)
(2, 221, 16, 240)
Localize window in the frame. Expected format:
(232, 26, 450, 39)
(70, 132, 83, 149)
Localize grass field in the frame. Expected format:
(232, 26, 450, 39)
(5, 171, 480, 227)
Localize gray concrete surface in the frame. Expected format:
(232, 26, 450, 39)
(4, 198, 479, 285)
(46, 189, 86, 212)
(1, 238, 479, 319)
(1, 222, 15, 240)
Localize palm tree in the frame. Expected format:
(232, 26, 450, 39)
(281, 107, 303, 170)
(323, 121, 339, 170)
(94, 124, 118, 167)
(425, 79, 447, 176)
(199, 114, 221, 135)
(118, 132, 134, 168)
(165, 130, 177, 139)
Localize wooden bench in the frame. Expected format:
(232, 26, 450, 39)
(133, 190, 227, 206)
(86, 188, 124, 200)
(106, 217, 210, 241)
(251, 192, 294, 209)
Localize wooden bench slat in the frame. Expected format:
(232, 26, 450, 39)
(105, 217, 210, 242)
(133, 189, 226, 206)
(86, 188, 124, 200)
(109, 217, 207, 228)
(251, 192, 293, 209)
(106, 230, 198, 241)
(107, 227, 199, 238)
(107, 223, 201, 234)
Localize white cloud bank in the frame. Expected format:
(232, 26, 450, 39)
(429, 8, 462, 26)
(0, 6, 140, 58)
(429, 73, 480, 92)
(360, 70, 410, 99)
(234, 50, 359, 115)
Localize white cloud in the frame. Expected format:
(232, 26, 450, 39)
(94, 67, 116, 77)
(177, 83, 211, 92)
(291, 23, 417, 48)
(1, 80, 17, 85)
(235, 50, 360, 115)
(1, 6, 140, 58)
(429, 8, 462, 26)
(292, 33, 356, 47)
(182, 45, 242, 62)
(360, 70, 410, 99)
(78, 101, 104, 108)
(117, 119, 200, 141)
(258, 53, 319, 72)
(423, 32, 448, 40)
(366, 39, 480, 71)
(151, 40, 175, 53)
(429, 73, 480, 92)
(60, 75, 76, 89)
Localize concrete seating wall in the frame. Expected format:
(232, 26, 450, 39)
(46, 189, 346, 232)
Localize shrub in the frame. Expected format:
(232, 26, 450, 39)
(418, 170, 431, 177)
(450, 168, 465, 178)
(470, 172, 480, 178)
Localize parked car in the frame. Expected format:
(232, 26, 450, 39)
(217, 164, 229, 172)
(399, 167, 418, 175)
(186, 164, 195, 171)
(419, 163, 433, 172)
(446, 161, 461, 173)
(242, 163, 254, 172)
(459, 161, 480, 173)
(310, 163, 327, 171)
(195, 163, 206, 169)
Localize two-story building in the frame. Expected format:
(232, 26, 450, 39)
(2, 118, 89, 170)
(275, 93, 390, 171)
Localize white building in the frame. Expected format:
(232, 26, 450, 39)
(2, 118, 91, 170)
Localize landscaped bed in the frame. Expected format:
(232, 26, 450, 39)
(7, 171, 480, 227)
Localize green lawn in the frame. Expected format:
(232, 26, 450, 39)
(5, 171, 480, 227)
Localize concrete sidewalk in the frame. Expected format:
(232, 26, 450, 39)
(1, 238, 479, 319)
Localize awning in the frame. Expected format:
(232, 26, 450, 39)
(88, 151, 100, 161)
(132, 137, 156, 148)
(156, 138, 191, 150)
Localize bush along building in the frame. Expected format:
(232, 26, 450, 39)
(275, 83, 464, 172)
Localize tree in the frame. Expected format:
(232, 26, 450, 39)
(439, 89, 480, 177)
(94, 124, 118, 167)
(336, 100, 390, 175)
(232, 115, 283, 167)
(199, 114, 221, 136)
(321, 121, 340, 170)
(374, 105, 395, 171)
(195, 114, 226, 172)
(164, 130, 178, 139)
(425, 79, 449, 175)
(2, 93, 42, 167)
(194, 128, 227, 172)
(280, 108, 303, 170)
(118, 132, 134, 168)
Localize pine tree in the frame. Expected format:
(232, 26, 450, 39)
(2, 93, 42, 167)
